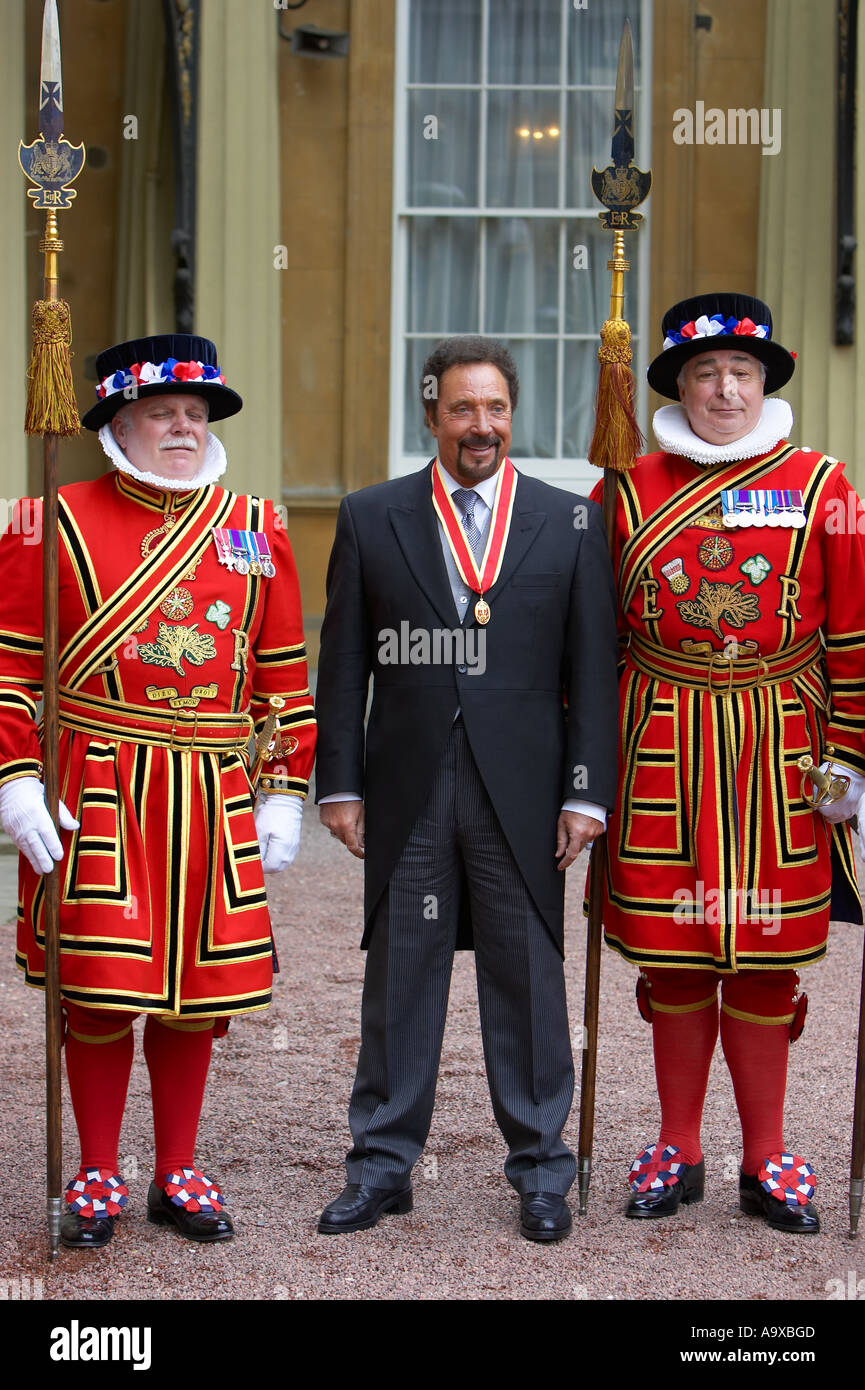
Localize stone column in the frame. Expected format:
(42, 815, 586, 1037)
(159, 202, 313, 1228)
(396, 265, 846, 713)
(197, 0, 282, 502)
(759, 0, 863, 484)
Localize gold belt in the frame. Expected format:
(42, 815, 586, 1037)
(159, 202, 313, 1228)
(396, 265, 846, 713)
(628, 632, 823, 696)
(58, 690, 254, 753)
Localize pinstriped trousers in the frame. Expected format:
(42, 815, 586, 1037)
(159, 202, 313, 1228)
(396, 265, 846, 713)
(346, 720, 577, 1195)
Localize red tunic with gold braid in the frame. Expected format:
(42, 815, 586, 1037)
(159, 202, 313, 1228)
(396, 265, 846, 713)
(0, 471, 316, 1017)
(592, 441, 865, 974)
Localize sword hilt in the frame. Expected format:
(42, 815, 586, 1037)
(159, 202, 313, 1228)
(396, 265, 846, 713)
(250, 697, 286, 789)
(798, 754, 851, 808)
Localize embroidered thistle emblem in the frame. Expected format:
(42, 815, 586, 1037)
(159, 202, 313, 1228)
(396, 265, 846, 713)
(137, 622, 217, 677)
(676, 577, 761, 641)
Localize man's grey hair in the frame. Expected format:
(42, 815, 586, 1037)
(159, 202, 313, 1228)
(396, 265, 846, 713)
(111, 402, 135, 436)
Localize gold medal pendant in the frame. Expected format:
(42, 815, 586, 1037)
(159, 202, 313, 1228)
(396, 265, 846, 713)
(475, 597, 490, 625)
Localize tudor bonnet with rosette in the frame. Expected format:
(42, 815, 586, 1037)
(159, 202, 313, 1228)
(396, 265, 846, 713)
(81, 333, 243, 431)
(647, 292, 796, 401)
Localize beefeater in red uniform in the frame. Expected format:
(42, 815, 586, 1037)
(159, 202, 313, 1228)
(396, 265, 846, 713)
(593, 293, 865, 1232)
(0, 334, 316, 1248)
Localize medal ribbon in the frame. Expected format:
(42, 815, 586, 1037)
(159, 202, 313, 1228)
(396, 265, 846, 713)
(431, 457, 517, 597)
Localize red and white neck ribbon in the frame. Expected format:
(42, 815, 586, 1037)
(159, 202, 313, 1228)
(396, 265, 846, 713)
(431, 457, 517, 598)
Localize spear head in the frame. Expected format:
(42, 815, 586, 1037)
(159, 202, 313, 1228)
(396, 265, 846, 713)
(18, 0, 85, 212)
(39, 0, 64, 142)
(591, 19, 651, 231)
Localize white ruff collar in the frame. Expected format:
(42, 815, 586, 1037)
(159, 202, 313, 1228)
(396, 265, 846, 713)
(652, 398, 794, 466)
(98, 424, 228, 490)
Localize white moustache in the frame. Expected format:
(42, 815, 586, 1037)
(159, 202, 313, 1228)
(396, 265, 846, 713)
(159, 436, 199, 450)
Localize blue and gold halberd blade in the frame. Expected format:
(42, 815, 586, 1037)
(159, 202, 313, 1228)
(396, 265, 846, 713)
(590, 18, 651, 231)
(18, 0, 85, 211)
(39, 0, 63, 142)
(611, 16, 635, 168)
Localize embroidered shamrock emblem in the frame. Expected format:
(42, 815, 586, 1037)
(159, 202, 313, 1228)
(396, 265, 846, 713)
(739, 553, 772, 585)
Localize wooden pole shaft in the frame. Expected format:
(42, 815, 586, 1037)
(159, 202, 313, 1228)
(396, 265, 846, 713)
(43, 431, 62, 1257)
(41, 206, 63, 1258)
(577, 467, 620, 1215)
(850, 929, 865, 1237)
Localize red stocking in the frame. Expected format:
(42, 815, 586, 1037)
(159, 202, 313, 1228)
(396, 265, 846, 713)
(64, 1003, 137, 1171)
(643, 969, 720, 1165)
(143, 1016, 215, 1182)
(720, 971, 797, 1174)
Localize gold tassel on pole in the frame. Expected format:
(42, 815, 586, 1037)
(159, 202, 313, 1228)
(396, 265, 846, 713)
(587, 229, 644, 475)
(587, 316, 643, 474)
(24, 298, 80, 438)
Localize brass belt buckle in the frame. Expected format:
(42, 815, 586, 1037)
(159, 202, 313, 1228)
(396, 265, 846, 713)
(169, 712, 199, 752)
(706, 651, 735, 696)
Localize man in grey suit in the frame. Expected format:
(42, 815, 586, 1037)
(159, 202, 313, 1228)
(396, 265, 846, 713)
(315, 336, 619, 1240)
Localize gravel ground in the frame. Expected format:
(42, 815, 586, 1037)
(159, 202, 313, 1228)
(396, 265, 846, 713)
(1, 800, 863, 1306)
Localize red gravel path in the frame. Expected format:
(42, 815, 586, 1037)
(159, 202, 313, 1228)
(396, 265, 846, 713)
(1, 802, 863, 1303)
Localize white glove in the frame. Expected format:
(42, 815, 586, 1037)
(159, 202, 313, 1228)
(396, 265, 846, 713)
(0, 777, 79, 875)
(814, 762, 865, 823)
(254, 793, 303, 874)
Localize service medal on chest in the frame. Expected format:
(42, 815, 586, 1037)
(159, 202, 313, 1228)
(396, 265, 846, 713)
(721, 488, 806, 529)
(474, 598, 491, 625)
(212, 527, 276, 576)
(661, 558, 690, 594)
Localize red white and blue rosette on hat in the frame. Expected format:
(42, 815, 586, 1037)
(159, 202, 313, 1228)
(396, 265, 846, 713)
(65, 1167, 129, 1219)
(628, 1142, 685, 1193)
(162, 1167, 224, 1213)
(96, 359, 226, 401)
(662, 313, 769, 351)
(758, 1153, 817, 1207)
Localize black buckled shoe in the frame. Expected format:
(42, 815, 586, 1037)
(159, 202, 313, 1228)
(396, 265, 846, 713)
(519, 1192, 572, 1242)
(61, 1167, 129, 1249)
(317, 1182, 413, 1234)
(625, 1142, 705, 1219)
(60, 1212, 116, 1249)
(739, 1154, 820, 1234)
(147, 1168, 234, 1242)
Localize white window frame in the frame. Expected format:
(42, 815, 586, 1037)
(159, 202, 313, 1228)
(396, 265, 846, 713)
(389, 0, 653, 496)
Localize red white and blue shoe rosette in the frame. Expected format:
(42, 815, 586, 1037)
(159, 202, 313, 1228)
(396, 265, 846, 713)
(65, 1167, 129, 1219)
(758, 1153, 817, 1208)
(162, 1167, 224, 1213)
(628, 1142, 685, 1193)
